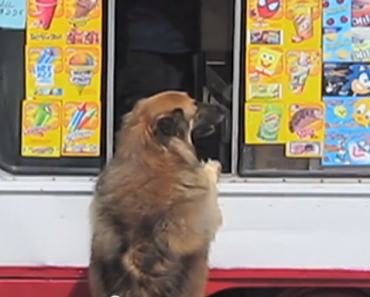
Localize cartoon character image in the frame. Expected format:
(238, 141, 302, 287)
(288, 105, 323, 139)
(323, 64, 349, 96)
(256, 0, 281, 19)
(352, 98, 370, 127)
(324, 77, 344, 95)
(255, 48, 282, 76)
(333, 104, 347, 119)
(348, 136, 370, 163)
(335, 135, 350, 164)
(323, 134, 351, 165)
(339, 64, 370, 96)
(325, 99, 370, 129)
(323, 132, 370, 166)
(352, 139, 370, 159)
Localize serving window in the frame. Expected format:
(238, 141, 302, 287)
(0, 0, 107, 176)
(238, 0, 370, 177)
(0, 0, 234, 176)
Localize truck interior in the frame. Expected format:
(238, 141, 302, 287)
(111, 0, 235, 172)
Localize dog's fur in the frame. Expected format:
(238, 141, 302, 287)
(89, 91, 224, 297)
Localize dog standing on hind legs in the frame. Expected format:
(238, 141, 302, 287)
(89, 91, 226, 297)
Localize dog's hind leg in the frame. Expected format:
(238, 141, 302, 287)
(185, 253, 209, 297)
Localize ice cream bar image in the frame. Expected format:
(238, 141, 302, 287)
(78, 108, 97, 129)
(68, 103, 87, 131)
(33, 0, 58, 30)
(34, 103, 52, 127)
(37, 47, 57, 65)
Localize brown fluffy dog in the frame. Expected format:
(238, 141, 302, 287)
(89, 91, 226, 297)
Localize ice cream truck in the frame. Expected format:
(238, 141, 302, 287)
(2, 0, 370, 297)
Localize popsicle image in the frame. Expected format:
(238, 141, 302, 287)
(74, 0, 97, 18)
(34, 103, 52, 127)
(68, 52, 95, 95)
(68, 103, 87, 131)
(33, 0, 58, 30)
(37, 47, 57, 64)
(78, 108, 97, 129)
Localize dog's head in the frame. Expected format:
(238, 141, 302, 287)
(123, 91, 227, 146)
(129, 91, 227, 144)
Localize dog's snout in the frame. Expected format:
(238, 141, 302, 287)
(191, 103, 227, 139)
(196, 103, 227, 126)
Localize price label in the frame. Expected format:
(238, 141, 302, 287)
(0, 8, 24, 16)
(0, 0, 26, 29)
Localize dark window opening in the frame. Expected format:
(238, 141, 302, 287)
(113, 0, 234, 173)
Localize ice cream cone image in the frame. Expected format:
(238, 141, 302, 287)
(33, 0, 58, 30)
(75, 85, 84, 95)
(68, 52, 95, 96)
(289, 52, 312, 94)
(74, 0, 97, 18)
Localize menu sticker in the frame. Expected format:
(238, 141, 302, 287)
(322, 0, 352, 62)
(245, 102, 286, 144)
(323, 97, 370, 165)
(21, 99, 62, 157)
(0, 0, 26, 29)
(65, 0, 101, 44)
(285, 50, 322, 102)
(64, 46, 101, 99)
(323, 63, 370, 97)
(246, 46, 285, 101)
(246, 0, 284, 46)
(62, 101, 101, 156)
(27, 0, 65, 43)
(352, 0, 370, 27)
(25, 45, 64, 98)
(285, 102, 324, 157)
(285, 0, 322, 47)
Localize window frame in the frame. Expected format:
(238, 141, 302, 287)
(0, 0, 113, 176)
(237, 0, 370, 178)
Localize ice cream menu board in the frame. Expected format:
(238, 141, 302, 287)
(21, 0, 102, 158)
(245, 0, 323, 158)
(246, 0, 370, 166)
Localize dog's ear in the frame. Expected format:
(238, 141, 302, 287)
(154, 108, 186, 142)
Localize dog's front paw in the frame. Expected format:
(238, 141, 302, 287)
(207, 159, 222, 175)
(204, 159, 222, 183)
